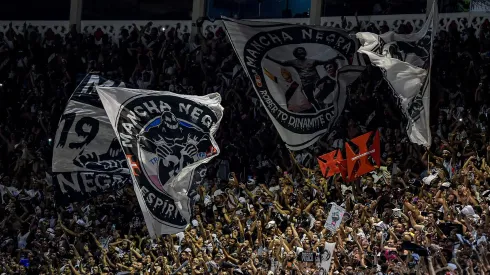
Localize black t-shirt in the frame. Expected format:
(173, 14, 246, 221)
(376, 193, 392, 213)
(363, 186, 377, 199)
(295, 213, 312, 229)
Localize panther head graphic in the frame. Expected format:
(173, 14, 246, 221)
(137, 111, 210, 194)
(161, 111, 180, 131)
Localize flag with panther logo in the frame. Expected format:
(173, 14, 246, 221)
(97, 86, 223, 237)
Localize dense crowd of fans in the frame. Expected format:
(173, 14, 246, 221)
(1, 16, 490, 275)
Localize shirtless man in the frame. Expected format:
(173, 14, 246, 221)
(266, 47, 342, 111)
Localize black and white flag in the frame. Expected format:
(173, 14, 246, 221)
(324, 203, 345, 233)
(96, 87, 223, 237)
(356, 3, 437, 146)
(52, 73, 130, 205)
(222, 19, 365, 150)
(319, 242, 335, 274)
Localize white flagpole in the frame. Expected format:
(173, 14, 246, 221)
(427, 0, 436, 172)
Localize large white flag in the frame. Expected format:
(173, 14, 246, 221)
(356, 3, 437, 146)
(222, 19, 365, 150)
(52, 73, 130, 205)
(96, 87, 223, 237)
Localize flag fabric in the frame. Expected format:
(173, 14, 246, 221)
(345, 130, 381, 180)
(52, 73, 130, 205)
(317, 150, 344, 178)
(319, 242, 336, 273)
(324, 203, 345, 232)
(222, 18, 365, 150)
(96, 87, 223, 237)
(356, 3, 437, 147)
(318, 131, 380, 181)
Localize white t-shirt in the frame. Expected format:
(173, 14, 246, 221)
(269, 185, 281, 193)
(18, 231, 30, 249)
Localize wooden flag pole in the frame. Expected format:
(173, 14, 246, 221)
(288, 149, 307, 179)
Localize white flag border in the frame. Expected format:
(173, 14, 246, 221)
(220, 18, 366, 150)
(356, 2, 437, 147)
(96, 87, 223, 237)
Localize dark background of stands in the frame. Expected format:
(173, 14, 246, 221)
(0, 0, 484, 21)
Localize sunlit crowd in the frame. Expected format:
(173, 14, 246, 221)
(0, 17, 490, 275)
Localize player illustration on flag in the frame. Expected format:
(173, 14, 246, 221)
(222, 19, 365, 150)
(315, 61, 339, 103)
(265, 47, 343, 111)
(263, 67, 312, 112)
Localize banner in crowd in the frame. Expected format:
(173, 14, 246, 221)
(0, 185, 41, 204)
(96, 87, 223, 237)
(298, 242, 335, 274)
(356, 3, 437, 146)
(320, 242, 336, 274)
(324, 203, 346, 232)
(318, 131, 380, 181)
(222, 18, 365, 150)
(52, 73, 130, 205)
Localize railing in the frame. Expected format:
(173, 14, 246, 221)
(1, 13, 488, 43)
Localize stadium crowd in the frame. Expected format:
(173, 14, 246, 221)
(0, 16, 490, 275)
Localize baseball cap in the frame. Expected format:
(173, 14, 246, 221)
(213, 189, 224, 198)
